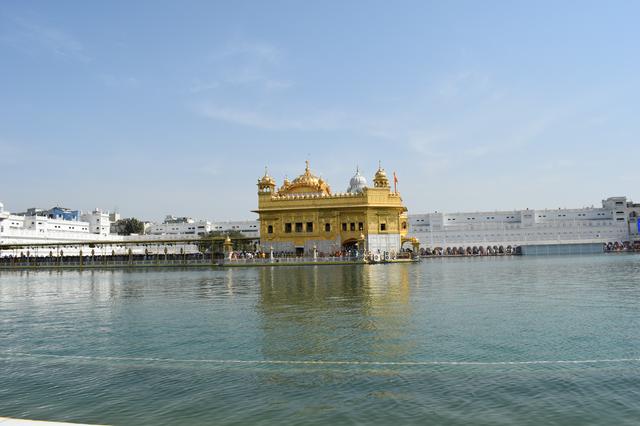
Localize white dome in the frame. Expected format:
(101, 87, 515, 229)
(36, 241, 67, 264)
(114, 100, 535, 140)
(347, 167, 368, 193)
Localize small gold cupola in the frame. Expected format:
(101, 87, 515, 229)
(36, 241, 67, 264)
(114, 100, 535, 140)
(373, 162, 390, 188)
(257, 167, 276, 193)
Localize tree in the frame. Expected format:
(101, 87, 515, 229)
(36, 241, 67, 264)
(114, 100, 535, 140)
(115, 218, 145, 235)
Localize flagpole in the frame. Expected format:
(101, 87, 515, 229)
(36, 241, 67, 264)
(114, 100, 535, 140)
(393, 171, 398, 194)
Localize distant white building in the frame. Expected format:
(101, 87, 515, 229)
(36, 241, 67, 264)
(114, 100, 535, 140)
(0, 203, 113, 244)
(211, 220, 260, 238)
(147, 215, 212, 236)
(147, 215, 260, 238)
(80, 209, 110, 236)
(409, 196, 640, 250)
(0, 203, 258, 257)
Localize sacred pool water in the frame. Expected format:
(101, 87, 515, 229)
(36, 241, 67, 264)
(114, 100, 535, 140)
(1, 254, 640, 425)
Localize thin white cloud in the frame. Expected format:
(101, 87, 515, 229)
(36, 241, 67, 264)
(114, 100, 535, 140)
(223, 65, 293, 90)
(196, 102, 402, 142)
(0, 140, 21, 165)
(195, 65, 588, 187)
(540, 159, 576, 170)
(189, 40, 291, 93)
(198, 104, 347, 131)
(188, 76, 292, 93)
(1, 16, 89, 62)
(263, 79, 293, 91)
(401, 70, 577, 175)
(437, 70, 492, 100)
(188, 80, 221, 93)
(406, 131, 456, 173)
(0, 138, 65, 166)
(97, 74, 139, 88)
(214, 41, 282, 64)
(406, 108, 565, 175)
(198, 163, 223, 176)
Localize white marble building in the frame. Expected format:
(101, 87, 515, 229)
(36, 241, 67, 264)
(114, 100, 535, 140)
(146, 216, 259, 238)
(211, 220, 260, 238)
(408, 196, 640, 250)
(0, 202, 113, 245)
(147, 215, 213, 236)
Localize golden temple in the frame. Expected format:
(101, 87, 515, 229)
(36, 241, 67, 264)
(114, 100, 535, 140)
(254, 161, 418, 256)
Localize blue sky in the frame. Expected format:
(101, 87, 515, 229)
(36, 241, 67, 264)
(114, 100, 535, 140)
(1, 1, 639, 221)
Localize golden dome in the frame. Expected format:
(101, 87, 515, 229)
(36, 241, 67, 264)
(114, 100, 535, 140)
(278, 161, 331, 195)
(373, 163, 390, 188)
(257, 167, 276, 191)
(374, 168, 387, 179)
(259, 174, 276, 186)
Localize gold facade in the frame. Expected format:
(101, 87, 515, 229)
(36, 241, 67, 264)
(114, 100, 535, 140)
(254, 161, 409, 255)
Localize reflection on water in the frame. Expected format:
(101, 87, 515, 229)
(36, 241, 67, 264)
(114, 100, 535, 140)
(1, 255, 640, 425)
(257, 264, 417, 361)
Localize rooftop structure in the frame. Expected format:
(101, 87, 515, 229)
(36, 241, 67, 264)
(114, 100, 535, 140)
(163, 215, 196, 224)
(16, 206, 80, 221)
(346, 167, 367, 194)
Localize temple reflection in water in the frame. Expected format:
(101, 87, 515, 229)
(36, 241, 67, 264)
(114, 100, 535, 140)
(257, 264, 417, 362)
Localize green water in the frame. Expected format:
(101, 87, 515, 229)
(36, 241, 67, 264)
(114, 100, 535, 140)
(1, 255, 640, 425)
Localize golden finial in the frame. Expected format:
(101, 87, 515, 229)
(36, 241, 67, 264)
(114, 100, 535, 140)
(305, 159, 310, 172)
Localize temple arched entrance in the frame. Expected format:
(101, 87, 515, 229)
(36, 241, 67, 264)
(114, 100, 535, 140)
(342, 238, 359, 253)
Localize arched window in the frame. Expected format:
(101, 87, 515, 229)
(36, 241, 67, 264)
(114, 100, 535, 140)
(402, 221, 407, 230)
(325, 223, 331, 232)
(267, 225, 273, 234)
